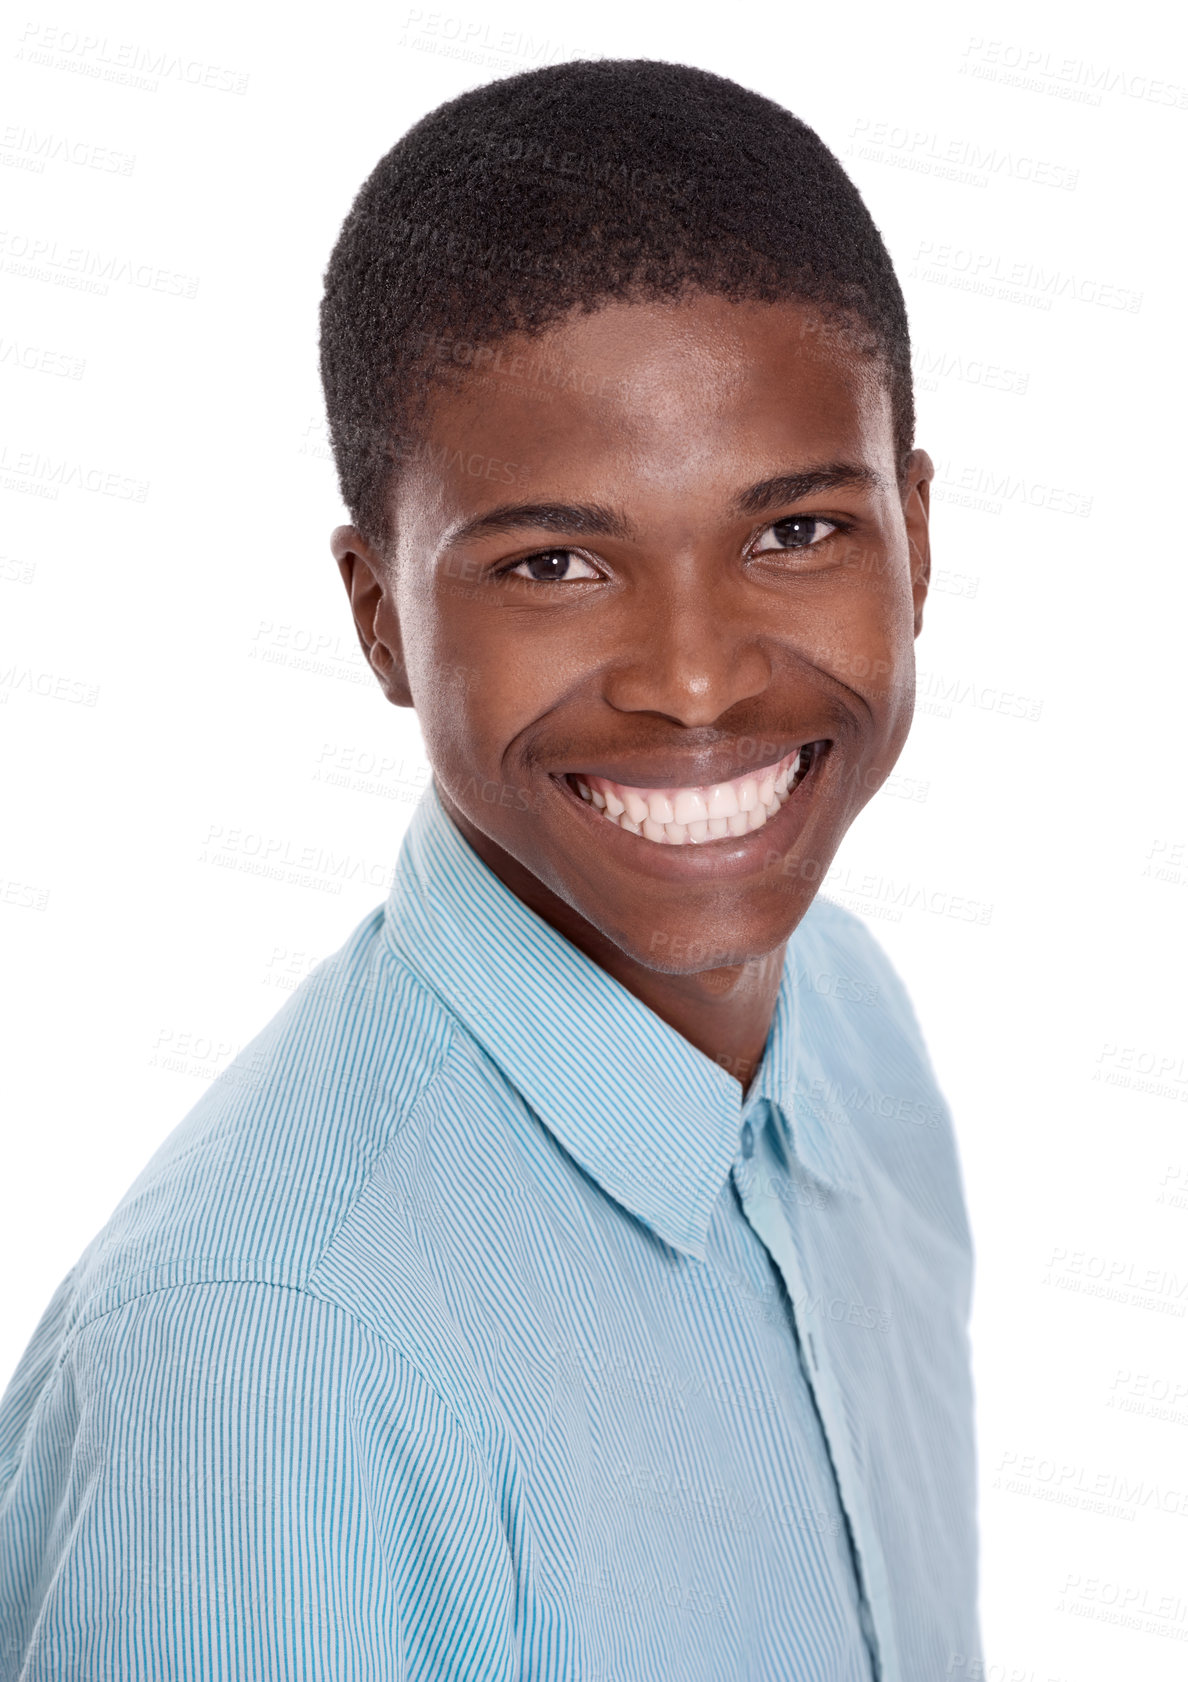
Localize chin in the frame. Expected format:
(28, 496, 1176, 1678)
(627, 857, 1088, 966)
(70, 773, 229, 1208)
(597, 890, 813, 979)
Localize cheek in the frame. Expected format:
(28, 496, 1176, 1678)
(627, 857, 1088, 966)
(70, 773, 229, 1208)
(408, 589, 559, 773)
(823, 543, 918, 709)
(394, 585, 478, 756)
(795, 594, 913, 719)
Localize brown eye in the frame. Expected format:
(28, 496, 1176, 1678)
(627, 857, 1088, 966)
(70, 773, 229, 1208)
(507, 549, 600, 582)
(753, 516, 837, 553)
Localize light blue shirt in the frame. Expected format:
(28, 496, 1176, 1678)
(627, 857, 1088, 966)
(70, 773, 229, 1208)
(0, 780, 981, 1680)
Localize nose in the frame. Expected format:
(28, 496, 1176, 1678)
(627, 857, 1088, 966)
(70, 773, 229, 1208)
(601, 567, 772, 727)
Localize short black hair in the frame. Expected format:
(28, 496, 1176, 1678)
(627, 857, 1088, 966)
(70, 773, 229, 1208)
(319, 58, 914, 553)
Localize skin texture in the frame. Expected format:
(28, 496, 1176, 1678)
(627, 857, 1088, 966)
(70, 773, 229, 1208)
(333, 294, 933, 1096)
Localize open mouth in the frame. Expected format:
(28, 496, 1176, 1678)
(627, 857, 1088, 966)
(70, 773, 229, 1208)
(563, 742, 825, 846)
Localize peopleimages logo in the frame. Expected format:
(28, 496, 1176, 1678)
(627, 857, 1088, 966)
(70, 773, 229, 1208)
(0, 125, 137, 176)
(0, 662, 99, 706)
(0, 442, 149, 501)
(849, 117, 1079, 191)
(0, 337, 85, 378)
(959, 36, 1188, 110)
(912, 345, 1030, 397)
(910, 241, 1142, 314)
(0, 230, 199, 298)
(15, 23, 250, 94)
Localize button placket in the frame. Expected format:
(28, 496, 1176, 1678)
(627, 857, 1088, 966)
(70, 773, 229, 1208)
(734, 1108, 893, 1682)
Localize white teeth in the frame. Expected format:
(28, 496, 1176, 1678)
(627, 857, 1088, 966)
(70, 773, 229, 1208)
(672, 788, 708, 826)
(570, 745, 816, 847)
(737, 778, 759, 813)
(706, 783, 740, 820)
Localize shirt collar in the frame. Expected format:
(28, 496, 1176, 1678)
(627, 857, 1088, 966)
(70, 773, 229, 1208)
(381, 780, 854, 1259)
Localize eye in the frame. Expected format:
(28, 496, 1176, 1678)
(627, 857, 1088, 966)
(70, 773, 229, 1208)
(750, 515, 841, 554)
(504, 548, 601, 583)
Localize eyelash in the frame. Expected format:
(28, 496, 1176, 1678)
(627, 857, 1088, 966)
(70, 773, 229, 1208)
(496, 515, 853, 584)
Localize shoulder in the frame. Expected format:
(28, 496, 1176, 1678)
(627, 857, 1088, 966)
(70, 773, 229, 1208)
(61, 907, 458, 1342)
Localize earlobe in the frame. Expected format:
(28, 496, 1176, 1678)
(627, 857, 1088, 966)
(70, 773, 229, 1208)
(330, 524, 415, 707)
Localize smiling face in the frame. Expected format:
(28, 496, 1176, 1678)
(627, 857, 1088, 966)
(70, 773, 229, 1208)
(335, 292, 932, 981)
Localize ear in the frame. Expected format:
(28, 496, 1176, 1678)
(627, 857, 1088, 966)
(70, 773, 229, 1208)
(901, 448, 933, 639)
(330, 525, 414, 708)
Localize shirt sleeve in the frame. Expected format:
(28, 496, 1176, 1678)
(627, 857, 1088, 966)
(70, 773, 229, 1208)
(0, 1279, 519, 1681)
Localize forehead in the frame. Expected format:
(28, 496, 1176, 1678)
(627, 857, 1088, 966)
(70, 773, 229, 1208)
(394, 294, 896, 533)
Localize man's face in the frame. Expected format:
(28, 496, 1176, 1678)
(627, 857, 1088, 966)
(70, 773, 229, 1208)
(338, 293, 931, 976)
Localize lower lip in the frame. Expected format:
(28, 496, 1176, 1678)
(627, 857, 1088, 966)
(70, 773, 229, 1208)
(550, 742, 830, 883)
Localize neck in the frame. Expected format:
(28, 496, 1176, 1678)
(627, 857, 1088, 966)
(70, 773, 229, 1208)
(443, 796, 785, 1099)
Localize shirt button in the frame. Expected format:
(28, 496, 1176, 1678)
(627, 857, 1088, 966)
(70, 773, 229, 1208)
(739, 1120, 754, 1158)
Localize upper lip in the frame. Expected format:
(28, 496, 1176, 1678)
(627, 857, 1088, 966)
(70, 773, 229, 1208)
(554, 739, 826, 790)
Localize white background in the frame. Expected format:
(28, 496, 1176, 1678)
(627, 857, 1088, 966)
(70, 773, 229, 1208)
(2, 0, 1186, 1674)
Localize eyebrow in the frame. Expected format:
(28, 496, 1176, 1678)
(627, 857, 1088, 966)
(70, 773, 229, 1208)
(444, 500, 635, 548)
(441, 462, 887, 548)
(732, 462, 888, 516)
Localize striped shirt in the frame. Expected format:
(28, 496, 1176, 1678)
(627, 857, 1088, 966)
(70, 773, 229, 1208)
(0, 778, 981, 1680)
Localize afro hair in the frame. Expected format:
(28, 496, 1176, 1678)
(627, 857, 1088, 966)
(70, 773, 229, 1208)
(319, 57, 914, 551)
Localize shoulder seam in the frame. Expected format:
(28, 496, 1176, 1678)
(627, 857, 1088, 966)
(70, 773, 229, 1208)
(64, 952, 459, 1348)
(303, 950, 458, 1279)
(62, 1275, 483, 1452)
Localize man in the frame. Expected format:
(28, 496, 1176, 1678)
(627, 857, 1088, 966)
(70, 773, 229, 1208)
(0, 59, 981, 1681)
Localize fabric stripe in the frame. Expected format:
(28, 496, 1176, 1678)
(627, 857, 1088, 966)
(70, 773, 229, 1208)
(0, 778, 980, 1680)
